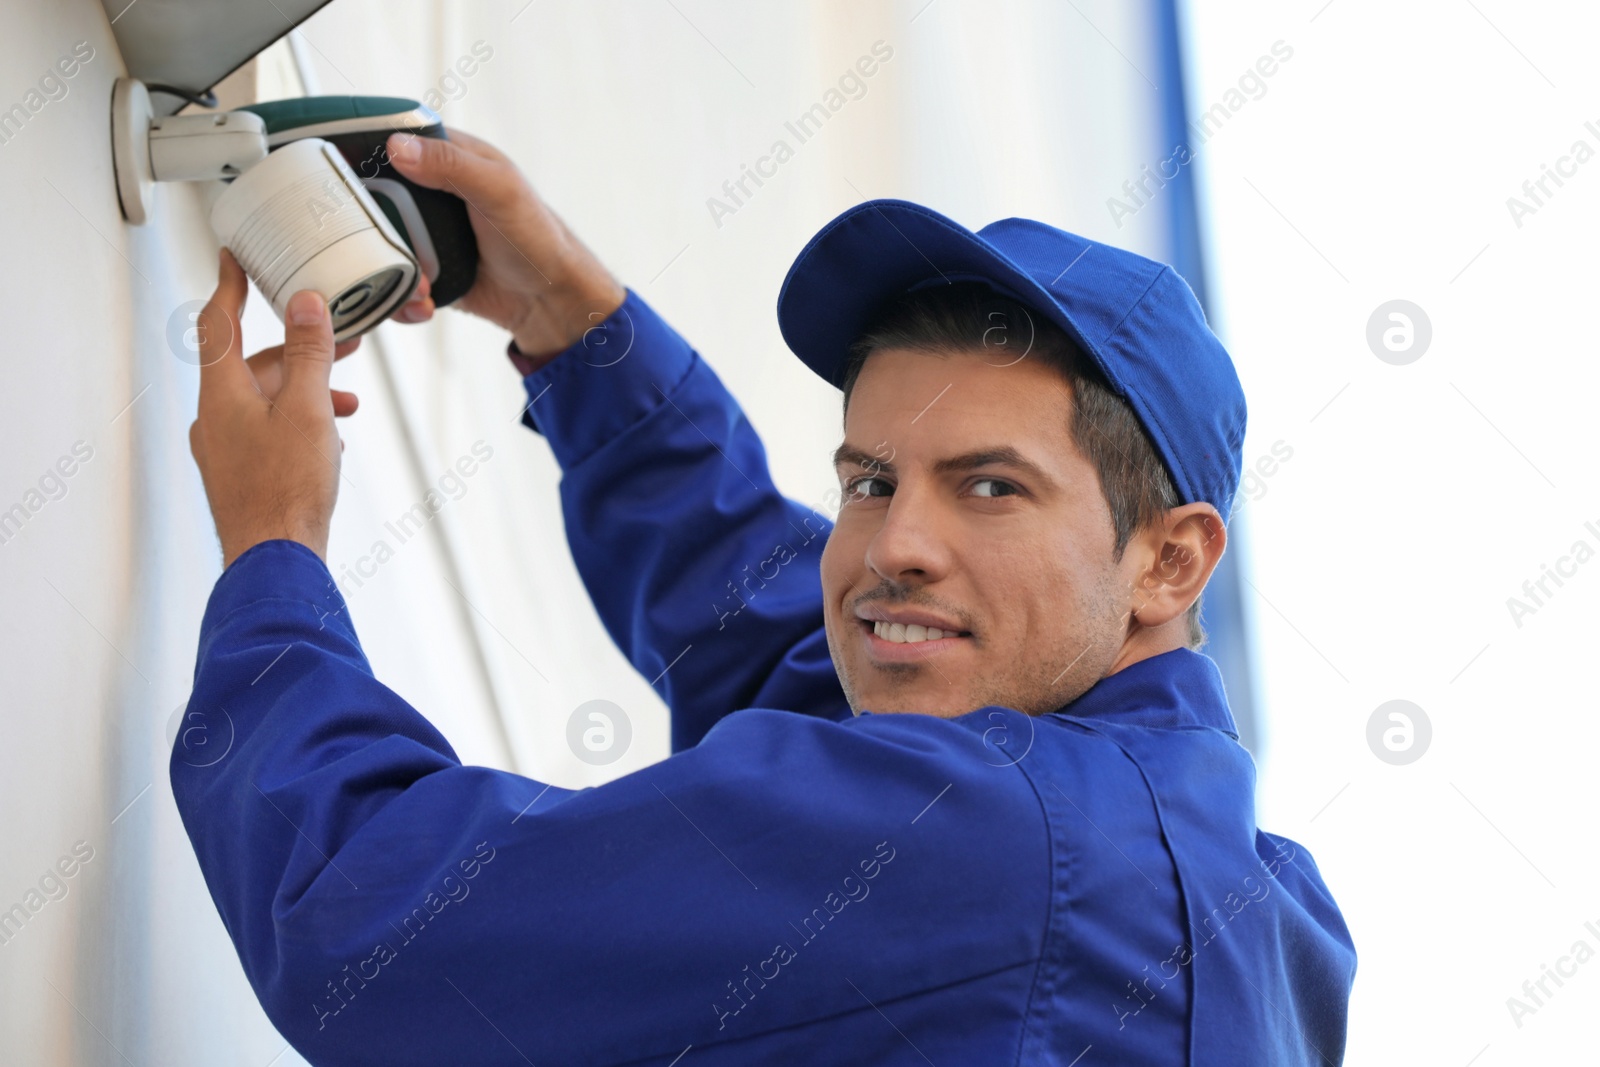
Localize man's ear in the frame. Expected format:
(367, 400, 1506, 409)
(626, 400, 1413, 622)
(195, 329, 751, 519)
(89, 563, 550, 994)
(1126, 504, 1226, 628)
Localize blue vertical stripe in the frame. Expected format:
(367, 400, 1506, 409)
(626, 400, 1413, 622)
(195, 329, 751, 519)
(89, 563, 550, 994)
(1152, 0, 1259, 753)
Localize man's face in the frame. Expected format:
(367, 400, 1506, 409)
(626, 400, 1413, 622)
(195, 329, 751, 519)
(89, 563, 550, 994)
(820, 345, 1136, 719)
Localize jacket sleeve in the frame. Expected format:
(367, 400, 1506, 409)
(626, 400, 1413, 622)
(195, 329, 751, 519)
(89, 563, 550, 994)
(172, 540, 1047, 1067)
(510, 289, 849, 751)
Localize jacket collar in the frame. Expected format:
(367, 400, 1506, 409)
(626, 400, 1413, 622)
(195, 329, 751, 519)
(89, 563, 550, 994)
(1051, 647, 1239, 738)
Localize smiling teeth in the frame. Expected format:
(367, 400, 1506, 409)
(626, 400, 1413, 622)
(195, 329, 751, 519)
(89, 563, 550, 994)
(874, 621, 950, 643)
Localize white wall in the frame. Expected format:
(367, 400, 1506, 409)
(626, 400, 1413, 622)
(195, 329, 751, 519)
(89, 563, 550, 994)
(1186, 0, 1600, 1061)
(0, 1, 1180, 1062)
(0, 2, 314, 1062)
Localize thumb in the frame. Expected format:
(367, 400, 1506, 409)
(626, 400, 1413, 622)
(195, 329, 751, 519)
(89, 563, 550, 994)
(281, 290, 335, 409)
(385, 132, 512, 211)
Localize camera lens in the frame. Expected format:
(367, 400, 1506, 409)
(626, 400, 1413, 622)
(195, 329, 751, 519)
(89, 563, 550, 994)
(330, 267, 406, 331)
(331, 283, 372, 318)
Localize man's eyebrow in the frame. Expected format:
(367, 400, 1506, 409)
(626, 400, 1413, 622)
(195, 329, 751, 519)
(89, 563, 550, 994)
(932, 446, 1056, 486)
(832, 443, 893, 472)
(831, 442, 1057, 487)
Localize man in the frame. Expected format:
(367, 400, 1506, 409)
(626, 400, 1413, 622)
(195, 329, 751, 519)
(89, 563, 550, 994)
(177, 128, 1355, 1066)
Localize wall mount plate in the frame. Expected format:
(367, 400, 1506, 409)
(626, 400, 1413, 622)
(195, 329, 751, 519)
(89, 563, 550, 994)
(112, 78, 271, 224)
(111, 78, 153, 224)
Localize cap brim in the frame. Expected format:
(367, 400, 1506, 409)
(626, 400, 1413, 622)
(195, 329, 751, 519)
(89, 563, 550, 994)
(776, 199, 1096, 389)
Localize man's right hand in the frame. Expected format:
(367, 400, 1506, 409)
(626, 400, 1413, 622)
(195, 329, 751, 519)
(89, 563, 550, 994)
(383, 128, 626, 367)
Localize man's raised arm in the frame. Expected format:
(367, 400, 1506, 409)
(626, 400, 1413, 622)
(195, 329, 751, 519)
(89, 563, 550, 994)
(386, 131, 850, 749)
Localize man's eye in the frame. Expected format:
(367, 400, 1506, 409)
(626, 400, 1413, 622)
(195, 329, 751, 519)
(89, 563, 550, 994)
(844, 476, 892, 500)
(971, 478, 1018, 498)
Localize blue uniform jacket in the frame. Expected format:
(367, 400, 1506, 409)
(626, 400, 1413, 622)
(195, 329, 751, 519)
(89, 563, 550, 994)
(173, 290, 1356, 1066)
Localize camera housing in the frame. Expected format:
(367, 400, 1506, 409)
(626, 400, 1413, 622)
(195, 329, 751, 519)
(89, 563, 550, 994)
(240, 96, 479, 308)
(210, 137, 419, 341)
(112, 80, 480, 341)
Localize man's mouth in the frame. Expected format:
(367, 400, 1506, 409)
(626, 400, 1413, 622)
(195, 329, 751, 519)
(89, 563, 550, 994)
(865, 619, 971, 644)
(852, 604, 974, 660)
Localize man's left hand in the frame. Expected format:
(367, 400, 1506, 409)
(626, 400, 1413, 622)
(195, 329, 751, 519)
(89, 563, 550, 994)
(189, 249, 362, 569)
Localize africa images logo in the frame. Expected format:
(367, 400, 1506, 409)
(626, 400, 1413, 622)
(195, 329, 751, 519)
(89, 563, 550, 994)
(712, 841, 897, 1031)
(0, 41, 96, 149)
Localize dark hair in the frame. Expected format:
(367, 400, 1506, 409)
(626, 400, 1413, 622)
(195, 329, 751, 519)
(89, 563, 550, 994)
(840, 282, 1206, 650)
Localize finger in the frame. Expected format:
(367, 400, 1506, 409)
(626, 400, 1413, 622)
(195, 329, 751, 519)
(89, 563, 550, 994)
(246, 344, 284, 370)
(281, 290, 336, 411)
(393, 274, 435, 323)
(246, 338, 348, 398)
(393, 297, 435, 324)
(385, 130, 516, 212)
(428, 127, 509, 165)
(197, 250, 254, 410)
(332, 389, 359, 417)
(245, 345, 285, 397)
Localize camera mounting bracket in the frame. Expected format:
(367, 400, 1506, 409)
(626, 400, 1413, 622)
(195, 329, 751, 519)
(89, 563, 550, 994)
(112, 78, 268, 224)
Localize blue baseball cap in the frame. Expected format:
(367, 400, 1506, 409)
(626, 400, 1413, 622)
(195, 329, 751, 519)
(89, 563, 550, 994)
(776, 199, 1247, 520)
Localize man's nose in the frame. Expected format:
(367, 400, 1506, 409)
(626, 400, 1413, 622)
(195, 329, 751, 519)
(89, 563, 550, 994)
(864, 484, 951, 585)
